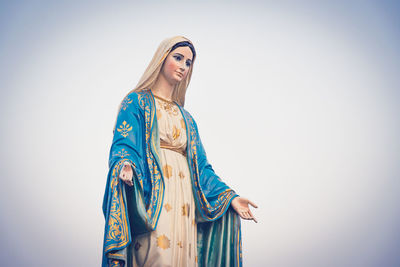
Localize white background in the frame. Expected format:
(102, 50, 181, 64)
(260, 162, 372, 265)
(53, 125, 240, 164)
(0, 1, 399, 266)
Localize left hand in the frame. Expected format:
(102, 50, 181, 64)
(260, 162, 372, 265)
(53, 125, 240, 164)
(231, 196, 258, 223)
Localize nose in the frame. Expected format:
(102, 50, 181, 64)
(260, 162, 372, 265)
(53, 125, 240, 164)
(178, 61, 187, 71)
(179, 63, 186, 71)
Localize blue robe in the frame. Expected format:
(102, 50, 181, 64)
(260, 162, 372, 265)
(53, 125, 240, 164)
(102, 90, 242, 266)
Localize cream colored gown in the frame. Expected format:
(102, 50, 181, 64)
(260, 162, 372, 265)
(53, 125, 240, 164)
(131, 94, 198, 267)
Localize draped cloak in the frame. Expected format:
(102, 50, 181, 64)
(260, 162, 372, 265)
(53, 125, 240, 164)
(102, 90, 242, 267)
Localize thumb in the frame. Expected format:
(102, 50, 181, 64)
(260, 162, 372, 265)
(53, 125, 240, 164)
(248, 199, 258, 208)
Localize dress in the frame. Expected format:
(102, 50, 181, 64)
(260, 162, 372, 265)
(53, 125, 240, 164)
(102, 90, 242, 267)
(131, 94, 198, 267)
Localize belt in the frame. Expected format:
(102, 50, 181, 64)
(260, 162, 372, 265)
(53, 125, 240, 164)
(159, 140, 187, 156)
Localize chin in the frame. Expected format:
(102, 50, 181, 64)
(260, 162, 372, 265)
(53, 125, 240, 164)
(173, 76, 183, 83)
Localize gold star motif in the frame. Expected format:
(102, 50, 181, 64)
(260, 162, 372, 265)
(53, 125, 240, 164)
(156, 234, 170, 250)
(163, 164, 172, 179)
(172, 125, 181, 140)
(182, 203, 190, 217)
(164, 203, 172, 212)
(177, 241, 183, 248)
(156, 108, 162, 119)
(178, 171, 185, 179)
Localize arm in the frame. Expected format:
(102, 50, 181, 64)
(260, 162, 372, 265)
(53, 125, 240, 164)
(103, 93, 146, 215)
(194, 119, 237, 200)
(194, 118, 258, 223)
(102, 93, 150, 265)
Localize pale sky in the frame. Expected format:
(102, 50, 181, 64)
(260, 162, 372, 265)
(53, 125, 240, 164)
(0, 1, 399, 266)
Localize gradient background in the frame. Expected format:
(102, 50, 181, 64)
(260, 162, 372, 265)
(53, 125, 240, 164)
(1, 1, 399, 266)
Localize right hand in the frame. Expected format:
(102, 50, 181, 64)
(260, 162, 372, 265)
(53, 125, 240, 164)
(119, 161, 133, 186)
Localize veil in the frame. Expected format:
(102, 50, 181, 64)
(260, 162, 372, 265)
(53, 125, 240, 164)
(112, 35, 196, 133)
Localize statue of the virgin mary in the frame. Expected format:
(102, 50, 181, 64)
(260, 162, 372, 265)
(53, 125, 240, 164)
(102, 35, 257, 267)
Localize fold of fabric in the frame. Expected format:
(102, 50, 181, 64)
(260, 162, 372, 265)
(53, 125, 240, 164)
(101, 90, 242, 266)
(197, 207, 242, 267)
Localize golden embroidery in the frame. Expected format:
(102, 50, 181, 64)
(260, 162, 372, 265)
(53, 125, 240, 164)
(177, 241, 183, 248)
(172, 125, 181, 140)
(182, 203, 190, 217)
(138, 91, 164, 228)
(156, 108, 162, 119)
(192, 218, 196, 225)
(116, 120, 133, 138)
(195, 256, 198, 263)
(109, 253, 124, 257)
(112, 148, 130, 159)
(154, 96, 178, 116)
(156, 234, 170, 250)
(163, 164, 173, 179)
(178, 171, 185, 179)
(178, 106, 238, 220)
(180, 118, 185, 129)
(110, 260, 121, 267)
(121, 96, 133, 111)
(164, 203, 172, 212)
(105, 161, 130, 252)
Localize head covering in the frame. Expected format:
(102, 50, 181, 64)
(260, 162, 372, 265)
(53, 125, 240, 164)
(124, 35, 195, 108)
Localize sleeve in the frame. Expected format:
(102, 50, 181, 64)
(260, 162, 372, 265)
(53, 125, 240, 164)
(101, 96, 149, 266)
(108, 102, 145, 178)
(193, 118, 239, 213)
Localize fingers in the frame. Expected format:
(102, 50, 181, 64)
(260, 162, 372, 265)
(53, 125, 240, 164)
(119, 169, 133, 187)
(248, 209, 258, 223)
(239, 211, 249, 220)
(126, 179, 133, 186)
(238, 209, 258, 223)
(248, 200, 258, 208)
(240, 211, 251, 220)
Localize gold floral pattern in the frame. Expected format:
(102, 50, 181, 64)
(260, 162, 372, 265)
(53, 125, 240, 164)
(154, 95, 179, 116)
(156, 234, 170, 250)
(121, 96, 133, 111)
(178, 171, 185, 179)
(112, 148, 130, 159)
(116, 120, 133, 138)
(163, 164, 173, 179)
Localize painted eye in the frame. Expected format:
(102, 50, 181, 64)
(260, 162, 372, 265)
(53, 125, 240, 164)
(174, 55, 181, 61)
(186, 61, 191, 67)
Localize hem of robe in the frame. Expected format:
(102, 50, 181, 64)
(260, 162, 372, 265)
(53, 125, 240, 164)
(102, 181, 242, 267)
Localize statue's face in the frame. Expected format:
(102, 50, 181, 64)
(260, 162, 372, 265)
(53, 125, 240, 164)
(161, 46, 193, 85)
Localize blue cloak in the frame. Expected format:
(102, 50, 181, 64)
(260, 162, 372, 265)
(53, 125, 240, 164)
(102, 90, 242, 266)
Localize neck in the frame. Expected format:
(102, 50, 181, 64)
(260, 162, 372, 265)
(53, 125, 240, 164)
(151, 75, 175, 100)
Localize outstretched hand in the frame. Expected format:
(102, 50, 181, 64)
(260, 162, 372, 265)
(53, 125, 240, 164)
(231, 196, 258, 223)
(119, 161, 133, 186)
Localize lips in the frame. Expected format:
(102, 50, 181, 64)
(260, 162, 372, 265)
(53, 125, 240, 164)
(176, 72, 183, 77)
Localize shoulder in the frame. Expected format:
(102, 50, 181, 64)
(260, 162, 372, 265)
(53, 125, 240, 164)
(120, 91, 151, 114)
